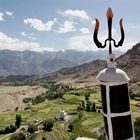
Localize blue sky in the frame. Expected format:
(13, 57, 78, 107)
(0, 0, 139, 52)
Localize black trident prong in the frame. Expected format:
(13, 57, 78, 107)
(93, 8, 125, 54)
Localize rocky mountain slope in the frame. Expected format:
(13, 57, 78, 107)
(39, 43, 140, 89)
(0, 43, 140, 90)
(117, 43, 140, 92)
(38, 60, 106, 87)
(0, 49, 122, 76)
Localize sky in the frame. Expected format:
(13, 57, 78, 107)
(0, 0, 140, 52)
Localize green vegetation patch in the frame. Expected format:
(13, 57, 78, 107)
(0, 112, 16, 129)
(81, 112, 103, 130)
(63, 97, 82, 104)
(0, 84, 103, 139)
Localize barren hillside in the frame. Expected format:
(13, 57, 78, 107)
(0, 86, 46, 113)
(38, 43, 140, 90)
(38, 60, 106, 88)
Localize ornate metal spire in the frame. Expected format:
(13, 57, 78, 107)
(93, 8, 125, 54)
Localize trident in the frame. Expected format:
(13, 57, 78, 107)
(93, 8, 135, 140)
(93, 8, 124, 54)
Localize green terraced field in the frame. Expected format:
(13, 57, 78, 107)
(0, 86, 139, 140)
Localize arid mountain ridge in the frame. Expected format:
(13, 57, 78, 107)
(0, 43, 140, 92)
(38, 43, 140, 91)
(0, 49, 122, 76)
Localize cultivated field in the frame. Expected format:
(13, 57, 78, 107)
(0, 84, 139, 140)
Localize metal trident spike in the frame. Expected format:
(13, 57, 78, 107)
(93, 8, 125, 54)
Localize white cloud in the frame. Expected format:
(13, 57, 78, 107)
(21, 32, 28, 36)
(79, 28, 90, 34)
(57, 20, 76, 33)
(0, 12, 4, 21)
(68, 30, 137, 52)
(64, 9, 89, 20)
(5, 11, 13, 16)
(0, 11, 13, 21)
(24, 18, 56, 31)
(20, 32, 36, 40)
(91, 19, 96, 25)
(0, 32, 54, 52)
(28, 36, 35, 40)
(68, 35, 99, 51)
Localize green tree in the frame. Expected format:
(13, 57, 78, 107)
(43, 119, 54, 131)
(10, 132, 26, 140)
(92, 103, 96, 112)
(15, 114, 21, 128)
(28, 124, 36, 133)
(68, 123, 74, 132)
(42, 137, 47, 140)
(78, 111, 83, 119)
(32, 94, 46, 105)
(46, 86, 63, 100)
(81, 100, 85, 109)
(86, 101, 92, 112)
(85, 93, 90, 101)
(134, 117, 140, 139)
(0, 125, 17, 134)
(69, 134, 78, 140)
(98, 133, 106, 140)
(4, 126, 10, 133)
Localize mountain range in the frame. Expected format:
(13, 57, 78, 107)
(0, 49, 122, 76)
(0, 43, 139, 93)
(38, 43, 140, 91)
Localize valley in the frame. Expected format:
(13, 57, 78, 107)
(0, 82, 139, 140)
(0, 43, 139, 139)
(0, 0, 139, 139)
(0, 84, 103, 140)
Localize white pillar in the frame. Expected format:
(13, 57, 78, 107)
(96, 55, 135, 140)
